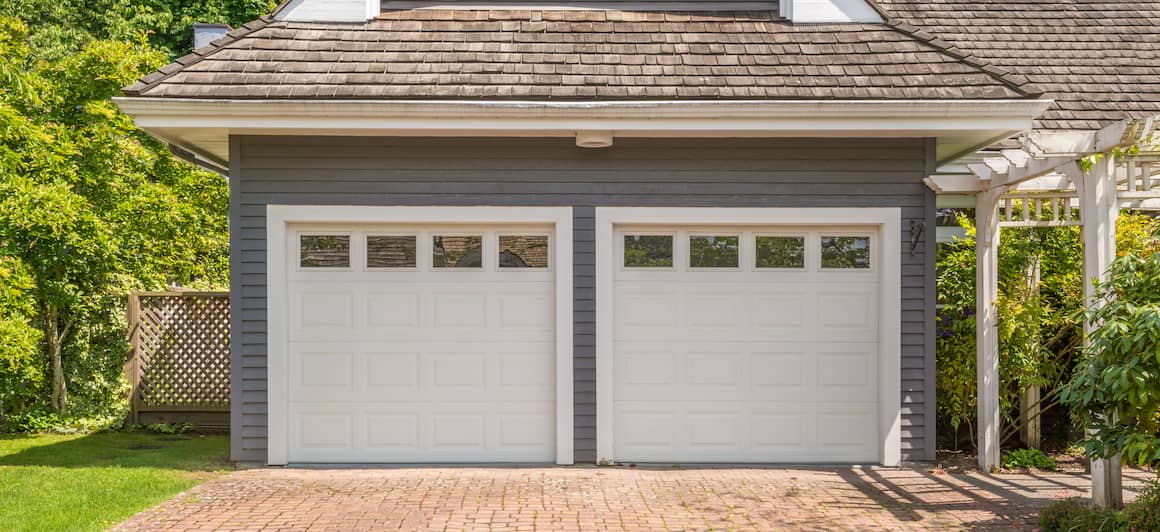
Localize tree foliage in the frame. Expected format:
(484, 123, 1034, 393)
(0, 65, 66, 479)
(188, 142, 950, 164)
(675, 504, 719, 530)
(935, 212, 1160, 450)
(0, 0, 266, 426)
(1061, 250, 1160, 467)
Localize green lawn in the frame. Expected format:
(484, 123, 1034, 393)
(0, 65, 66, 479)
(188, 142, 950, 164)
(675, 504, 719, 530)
(0, 431, 231, 531)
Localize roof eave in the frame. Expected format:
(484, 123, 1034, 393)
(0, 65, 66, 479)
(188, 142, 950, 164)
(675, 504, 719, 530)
(114, 97, 1055, 165)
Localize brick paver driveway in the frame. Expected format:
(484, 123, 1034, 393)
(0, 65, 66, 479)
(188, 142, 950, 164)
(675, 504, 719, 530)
(114, 466, 1150, 531)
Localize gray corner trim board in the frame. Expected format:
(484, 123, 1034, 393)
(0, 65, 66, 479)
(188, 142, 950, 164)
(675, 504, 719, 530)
(229, 135, 937, 464)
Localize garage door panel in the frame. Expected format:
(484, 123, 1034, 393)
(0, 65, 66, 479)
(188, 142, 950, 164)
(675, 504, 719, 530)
(366, 413, 420, 449)
(614, 408, 678, 449)
(497, 292, 553, 328)
(366, 353, 420, 390)
(286, 224, 556, 463)
(816, 408, 878, 450)
(817, 289, 878, 335)
(289, 285, 553, 343)
(751, 412, 808, 448)
(291, 291, 354, 336)
(365, 293, 421, 327)
(615, 292, 680, 329)
(293, 410, 354, 451)
(290, 402, 556, 463)
(613, 226, 880, 463)
(752, 291, 808, 330)
(432, 293, 488, 328)
(296, 352, 353, 389)
(614, 402, 876, 463)
(614, 342, 875, 403)
(684, 293, 743, 329)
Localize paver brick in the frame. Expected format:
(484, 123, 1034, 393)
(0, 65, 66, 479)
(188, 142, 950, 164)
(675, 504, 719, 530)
(113, 466, 1151, 531)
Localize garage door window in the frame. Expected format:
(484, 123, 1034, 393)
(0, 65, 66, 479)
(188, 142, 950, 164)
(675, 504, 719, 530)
(300, 235, 350, 268)
(755, 235, 805, 269)
(624, 235, 673, 268)
(689, 235, 739, 269)
(821, 236, 871, 269)
(367, 235, 417, 269)
(433, 235, 483, 268)
(499, 235, 549, 269)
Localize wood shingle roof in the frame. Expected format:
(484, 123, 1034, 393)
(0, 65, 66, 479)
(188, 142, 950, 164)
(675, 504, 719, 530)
(873, 0, 1160, 130)
(123, 9, 1036, 101)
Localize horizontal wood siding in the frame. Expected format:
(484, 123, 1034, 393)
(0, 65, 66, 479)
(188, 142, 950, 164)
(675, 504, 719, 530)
(232, 136, 935, 464)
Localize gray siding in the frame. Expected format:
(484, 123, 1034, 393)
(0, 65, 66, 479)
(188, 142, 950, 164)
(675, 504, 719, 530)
(230, 136, 936, 464)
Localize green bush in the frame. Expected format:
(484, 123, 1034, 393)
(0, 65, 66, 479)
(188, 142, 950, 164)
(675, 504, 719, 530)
(1121, 480, 1160, 531)
(1040, 480, 1160, 532)
(1039, 499, 1120, 532)
(0, 407, 122, 434)
(1002, 448, 1057, 471)
(140, 422, 193, 435)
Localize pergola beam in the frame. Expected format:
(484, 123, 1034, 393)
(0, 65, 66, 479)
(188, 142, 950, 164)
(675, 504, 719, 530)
(965, 115, 1156, 487)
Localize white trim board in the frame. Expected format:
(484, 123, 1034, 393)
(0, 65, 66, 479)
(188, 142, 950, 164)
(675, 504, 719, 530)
(594, 207, 902, 466)
(266, 205, 574, 465)
(113, 97, 1053, 166)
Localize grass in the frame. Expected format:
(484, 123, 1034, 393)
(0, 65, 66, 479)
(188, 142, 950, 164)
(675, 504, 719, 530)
(0, 431, 231, 531)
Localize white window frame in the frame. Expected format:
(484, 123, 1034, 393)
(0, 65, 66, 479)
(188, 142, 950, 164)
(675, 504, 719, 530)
(818, 232, 876, 272)
(619, 231, 678, 271)
(686, 232, 744, 271)
(595, 207, 902, 467)
(364, 232, 419, 271)
(296, 231, 354, 271)
(753, 232, 809, 271)
(267, 205, 574, 466)
(496, 232, 553, 271)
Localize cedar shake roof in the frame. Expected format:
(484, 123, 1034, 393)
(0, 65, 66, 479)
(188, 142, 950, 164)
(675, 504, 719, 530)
(873, 0, 1160, 130)
(123, 9, 1037, 101)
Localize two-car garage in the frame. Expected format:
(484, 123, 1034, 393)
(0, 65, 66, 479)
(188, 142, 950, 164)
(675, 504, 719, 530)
(267, 206, 900, 466)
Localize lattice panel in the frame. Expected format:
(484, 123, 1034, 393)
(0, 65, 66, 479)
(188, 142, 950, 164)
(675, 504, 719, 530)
(134, 294, 230, 408)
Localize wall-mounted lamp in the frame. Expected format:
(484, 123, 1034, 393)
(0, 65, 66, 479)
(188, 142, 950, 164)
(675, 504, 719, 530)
(576, 131, 613, 149)
(910, 220, 926, 256)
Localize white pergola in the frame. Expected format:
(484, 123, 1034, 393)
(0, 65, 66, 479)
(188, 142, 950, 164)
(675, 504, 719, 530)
(926, 116, 1159, 508)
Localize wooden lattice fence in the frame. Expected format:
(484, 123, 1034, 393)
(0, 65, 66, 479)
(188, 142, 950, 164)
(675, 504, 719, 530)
(126, 291, 230, 430)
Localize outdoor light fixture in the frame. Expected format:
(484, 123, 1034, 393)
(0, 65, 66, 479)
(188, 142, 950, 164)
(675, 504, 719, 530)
(576, 131, 613, 149)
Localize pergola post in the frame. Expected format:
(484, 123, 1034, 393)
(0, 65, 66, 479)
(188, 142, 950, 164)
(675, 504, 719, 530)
(1077, 156, 1123, 508)
(975, 188, 1002, 472)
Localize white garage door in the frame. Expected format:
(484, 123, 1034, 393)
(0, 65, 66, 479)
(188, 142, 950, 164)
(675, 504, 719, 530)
(613, 226, 880, 463)
(286, 225, 555, 463)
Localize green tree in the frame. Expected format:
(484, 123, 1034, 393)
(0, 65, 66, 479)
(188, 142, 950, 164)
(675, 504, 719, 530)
(0, 10, 233, 421)
(0, 256, 41, 426)
(935, 212, 1160, 450)
(8, 0, 276, 59)
(1061, 250, 1160, 467)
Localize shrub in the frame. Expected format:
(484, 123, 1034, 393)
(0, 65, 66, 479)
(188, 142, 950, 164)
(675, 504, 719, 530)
(140, 422, 193, 435)
(1039, 499, 1120, 532)
(1121, 480, 1160, 531)
(1002, 448, 1057, 471)
(1060, 249, 1160, 468)
(1039, 480, 1160, 532)
(0, 407, 121, 434)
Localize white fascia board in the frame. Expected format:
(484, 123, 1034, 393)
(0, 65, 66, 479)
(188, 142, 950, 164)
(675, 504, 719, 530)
(274, 0, 376, 22)
(115, 97, 1052, 135)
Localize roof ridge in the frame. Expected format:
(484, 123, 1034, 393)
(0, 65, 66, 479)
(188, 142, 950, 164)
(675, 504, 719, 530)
(865, 0, 1045, 98)
(123, 17, 276, 97)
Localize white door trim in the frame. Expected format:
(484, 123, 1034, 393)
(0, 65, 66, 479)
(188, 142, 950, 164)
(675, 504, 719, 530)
(267, 205, 574, 465)
(595, 207, 902, 466)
